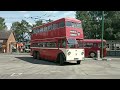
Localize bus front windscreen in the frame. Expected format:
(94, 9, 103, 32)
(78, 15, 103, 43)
(66, 21, 82, 28)
(67, 38, 78, 48)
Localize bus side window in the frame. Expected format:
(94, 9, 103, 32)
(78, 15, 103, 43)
(61, 39, 66, 48)
(93, 43, 97, 47)
(85, 43, 93, 47)
(84, 43, 87, 47)
(58, 40, 61, 48)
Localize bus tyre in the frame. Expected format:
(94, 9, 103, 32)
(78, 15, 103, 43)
(37, 52, 40, 60)
(77, 60, 81, 64)
(89, 52, 96, 58)
(33, 52, 37, 59)
(59, 54, 64, 66)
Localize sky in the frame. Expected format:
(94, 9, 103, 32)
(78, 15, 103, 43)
(0, 11, 76, 30)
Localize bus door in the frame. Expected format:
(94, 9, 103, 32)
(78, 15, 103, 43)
(92, 43, 99, 53)
(58, 39, 66, 48)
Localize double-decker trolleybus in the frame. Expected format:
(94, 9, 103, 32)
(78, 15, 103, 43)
(30, 18, 84, 65)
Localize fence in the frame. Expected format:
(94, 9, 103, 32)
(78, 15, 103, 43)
(106, 40, 120, 56)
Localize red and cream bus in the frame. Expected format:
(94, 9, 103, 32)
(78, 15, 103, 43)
(83, 39, 107, 58)
(30, 18, 84, 65)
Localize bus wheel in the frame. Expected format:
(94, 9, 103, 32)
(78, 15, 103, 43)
(58, 53, 64, 66)
(89, 52, 96, 58)
(37, 52, 40, 60)
(76, 60, 81, 64)
(33, 52, 37, 59)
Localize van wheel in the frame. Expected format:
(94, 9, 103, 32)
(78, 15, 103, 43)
(77, 60, 81, 64)
(89, 52, 96, 58)
(37, 52, 40, 60)
(33, 52, 37, 59)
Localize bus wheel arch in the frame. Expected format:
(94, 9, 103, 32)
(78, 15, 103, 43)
(37, 51, 41, 60)
(89, 51, 96, 58)
(57, 52, 66, 66)
(33, 51, 37, 59)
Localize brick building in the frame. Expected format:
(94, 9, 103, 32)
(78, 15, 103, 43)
(0, 31, 16, 53)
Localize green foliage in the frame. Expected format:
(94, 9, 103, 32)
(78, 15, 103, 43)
(0, 17, 7, 30)
(11, 20, 32, 42)
(32, 20, 43, 27)
(75, 11, 120, 40)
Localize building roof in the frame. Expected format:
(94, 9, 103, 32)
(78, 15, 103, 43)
(0, 31, 12, 40)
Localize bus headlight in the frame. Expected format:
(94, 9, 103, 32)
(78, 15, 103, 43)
(68, 52, 71, 55)
(81, 52, 84, 55)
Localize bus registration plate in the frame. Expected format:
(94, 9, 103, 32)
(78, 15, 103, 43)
(74, 58, 79, 60)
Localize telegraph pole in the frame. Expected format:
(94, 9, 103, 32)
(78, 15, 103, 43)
(101, 11, 104, 59)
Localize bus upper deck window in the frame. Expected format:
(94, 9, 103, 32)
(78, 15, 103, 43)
(59, 22, 65, 28)
(66, 21, 72, 26)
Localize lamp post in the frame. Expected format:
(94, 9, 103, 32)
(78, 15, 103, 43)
(101, 11, 104, 59)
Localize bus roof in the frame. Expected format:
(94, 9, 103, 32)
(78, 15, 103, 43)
(32, 18, 81, 30)
(84, 39, 106, 43)
(65, 17, 81, 22)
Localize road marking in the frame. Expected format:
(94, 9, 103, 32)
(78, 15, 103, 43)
(10, 73, 22, 76)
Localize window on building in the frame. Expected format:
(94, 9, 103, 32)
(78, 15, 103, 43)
(107, 44, 109, 48)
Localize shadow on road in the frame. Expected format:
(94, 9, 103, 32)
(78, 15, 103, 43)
(15, 57, 77, 66)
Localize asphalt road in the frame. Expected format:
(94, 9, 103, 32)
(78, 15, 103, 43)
(0, 53, 120, 79)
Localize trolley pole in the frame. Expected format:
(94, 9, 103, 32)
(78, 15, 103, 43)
(101, 11, 104, 59)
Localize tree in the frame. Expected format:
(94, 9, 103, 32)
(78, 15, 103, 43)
(75, 11, 120, 40)
(32, 20, 43, 27)
(32, 19, 53, 28)
(11, 20, 32, 42)
(0, 17, 7, 30)
(104, 11, 120, 40)
(47, 19, 53, 22)
(76, 11, 102, 39)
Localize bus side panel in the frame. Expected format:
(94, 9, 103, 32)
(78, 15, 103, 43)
(39, 48, 61, 61)
(84, 47, 100, 57)
(84, 48, 89, 58)
(39, 48, 48, 60)
(43, 49, 61, 61)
